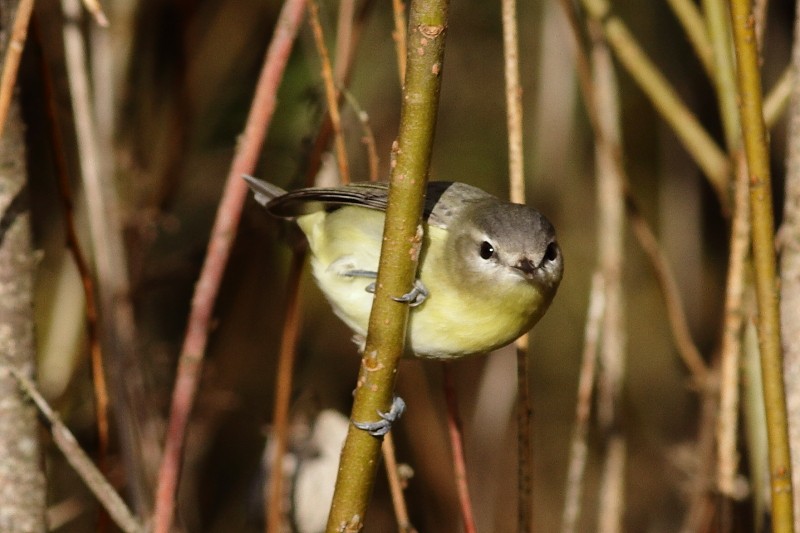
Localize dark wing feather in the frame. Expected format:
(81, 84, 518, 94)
(245, 175, 496, 229)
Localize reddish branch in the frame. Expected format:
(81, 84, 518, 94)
(152, 1, 308, 531)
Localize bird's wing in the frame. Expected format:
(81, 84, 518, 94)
(255, 178, 494, 229)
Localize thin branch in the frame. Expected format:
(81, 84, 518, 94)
(716, 153, 750, 498)
(308, 0, 350, 184)
(341, 87, 380, 181)
(382, 433, 418, 533)
(729, 0, 795, 529)
(666, 0, 715, 78)
(443, 365, 477, 533)
(326, 0, 449, 526)
(592, 33, 628, 533)
(580, 0, 730, 204)
(0, 0, 34, 139)
(764, 65, 792, 129)
(597, 436, 626, 533)
(502, 0, 524, 203)
(391, 0, 408, 83)
(4, 364, 144, 533)
(333, 0, 355, 84)
(38, 18, 111, 483)
(625, 195, 710, 386)
(152, 1, 308, 530)
(559, 0, 710, 389)
(780, 3, 800, 529)
(561, 273, 605, 533)
(501, 0, 534, 528)
(703, 0, 741, 151)
(266, 252, 306, 533)
(62, 0, 158, 513)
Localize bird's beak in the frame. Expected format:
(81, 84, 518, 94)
(513, 257, 538, 278)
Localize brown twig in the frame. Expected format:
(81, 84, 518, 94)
(597, 436, 626, 533)
(624, 194, 709, 385)
(391, 0, 408, 82)
(37, 13, 111, 491)
(265, 252, 305, 533)
(152, 1, 308, 530)
(0, 0, 34, 139)
(716, 153, 750, 498)
(4, 364, 144, 533)
(592, 34, 627, 533)
(340, 87, 380, 181)
(442, 364, 477, 533)
(62, 0, 158, 512)
(333, 0, 355, 84)
(561, 273, 605, 533)
(308, 0, 350, 184)
(501, 0, 534, 527)
(382, 433, 418, 533)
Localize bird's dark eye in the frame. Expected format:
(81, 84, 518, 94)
(480, 241, 495, 260)
(544, 242, 559, 262)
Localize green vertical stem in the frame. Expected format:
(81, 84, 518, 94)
(729, 0, 795, 531)
(703, 0, 741, 151)
(325, 0, 449, 530)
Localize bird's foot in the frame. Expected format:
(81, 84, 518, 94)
(353, 396, 406, 437)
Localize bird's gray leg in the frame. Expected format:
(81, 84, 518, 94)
(343, 270, 428, 306)
(352, 396, 406, 437)
(343, 269, 378, 294)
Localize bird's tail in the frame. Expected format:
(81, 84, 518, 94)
(242, 175, 286, 206)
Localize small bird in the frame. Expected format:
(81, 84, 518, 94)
(244, 176, 563, 360)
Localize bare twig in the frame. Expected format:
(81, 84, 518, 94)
(779, 2, 800, 529)
(703, 0, 741, 151)
(592, 34, 627, 533)
(38, 18, 111, 483)
(502, 0, 524, 202)
(443, 365, 477, 533)
(333, 0, 355, 84)
(152, 1, 308, 530)
(561, 273, 605, 533)
(341, 87, 380, 181)
(665, 0, 714, 77)
(382, 433, 418, 533)
(326, 0, 450, 525)
(63, 0, 158, 513)
(597, 436, 626, 533)
(716, 153, 750, 498)
(0, 0, 34, 139)
(4, 364, 144, 533)
(391, 0, 407, 82)
(501, 0, 534, 528)
(729, 0, 795, 528)
(260, 248, 306, 533)
(580, 0, 730, 204)
(764, 66, 792, 129)
(308, 0, 350, 184)
(266, 253, 306, 533)
(624, 196, 709, 385)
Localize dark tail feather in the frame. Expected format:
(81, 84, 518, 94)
(242, 175, 287, 206)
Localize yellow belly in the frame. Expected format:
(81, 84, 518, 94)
(299, 207, 545, 359)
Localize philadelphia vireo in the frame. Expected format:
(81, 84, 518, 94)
(245, 176, 563, 360)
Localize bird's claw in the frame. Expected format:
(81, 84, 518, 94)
(353, 396, 406, 437)
(393, 279, 428, 307)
